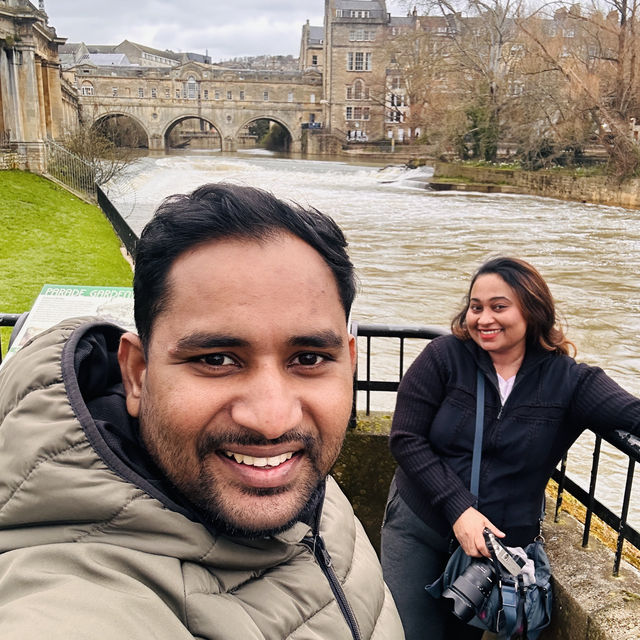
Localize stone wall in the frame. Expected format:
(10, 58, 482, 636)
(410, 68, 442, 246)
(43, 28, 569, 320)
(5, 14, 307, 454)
(432, 162, 640, 210)
(0, 142, 44, 172)
(334, 430, 640, 640)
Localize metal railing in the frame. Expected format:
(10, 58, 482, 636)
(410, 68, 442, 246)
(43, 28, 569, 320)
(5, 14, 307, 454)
(0, 314, 22, 365)
(44, 138, 97, 201)
(96, 185, 137, 258)
(2, 315, 638, 574)
(350, 322, 640, 576)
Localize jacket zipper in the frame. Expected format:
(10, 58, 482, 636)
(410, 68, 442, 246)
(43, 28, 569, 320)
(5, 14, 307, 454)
(301, 534, 362, 640)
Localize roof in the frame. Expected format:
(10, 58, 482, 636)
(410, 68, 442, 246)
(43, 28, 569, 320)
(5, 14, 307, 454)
(389, 16, 415, 26)
(334, 0, 386, 10)
(87, 53, 131, 66)
(117, 40, 182, 62)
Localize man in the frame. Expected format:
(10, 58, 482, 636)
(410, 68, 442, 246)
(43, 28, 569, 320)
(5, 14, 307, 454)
(0, 184, 403, 639)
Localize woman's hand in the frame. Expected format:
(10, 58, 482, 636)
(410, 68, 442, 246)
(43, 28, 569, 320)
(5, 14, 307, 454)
(452, 507, 505, 558)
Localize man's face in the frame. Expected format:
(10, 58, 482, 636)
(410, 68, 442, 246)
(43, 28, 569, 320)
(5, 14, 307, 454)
(118, 232, 356, 536)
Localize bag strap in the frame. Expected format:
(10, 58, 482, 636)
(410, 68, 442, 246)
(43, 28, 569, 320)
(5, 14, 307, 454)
(470, 369, 485, 501)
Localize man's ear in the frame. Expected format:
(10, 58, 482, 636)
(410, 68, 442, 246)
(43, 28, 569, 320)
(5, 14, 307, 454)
(348, 333, 357, 375)
(118, 332, 147, 418)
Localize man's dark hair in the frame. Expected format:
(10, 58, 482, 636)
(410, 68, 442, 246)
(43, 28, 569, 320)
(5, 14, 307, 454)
(133, 182, 356, 349)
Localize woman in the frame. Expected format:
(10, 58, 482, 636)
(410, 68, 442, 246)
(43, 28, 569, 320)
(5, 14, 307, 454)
(381, 257, 640, 640)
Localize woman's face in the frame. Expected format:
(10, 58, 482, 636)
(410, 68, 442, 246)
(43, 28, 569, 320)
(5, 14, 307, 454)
(465, 273, 528, 361)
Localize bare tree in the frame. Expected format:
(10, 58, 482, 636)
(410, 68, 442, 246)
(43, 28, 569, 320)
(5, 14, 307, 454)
(60, 124, 141, 185)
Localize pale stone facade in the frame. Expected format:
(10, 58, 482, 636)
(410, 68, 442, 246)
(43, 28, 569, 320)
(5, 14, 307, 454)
(0, 0, 76, 170)
(299, 21, 324, 72)
(71, 60, 322, 152)
(322, 0, 390, 143)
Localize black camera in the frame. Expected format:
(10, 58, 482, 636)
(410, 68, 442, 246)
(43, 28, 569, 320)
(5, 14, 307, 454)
(442, 529, 526, 622)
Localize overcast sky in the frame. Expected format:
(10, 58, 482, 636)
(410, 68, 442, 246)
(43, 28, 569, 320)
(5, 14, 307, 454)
(45, 1, 410, 61)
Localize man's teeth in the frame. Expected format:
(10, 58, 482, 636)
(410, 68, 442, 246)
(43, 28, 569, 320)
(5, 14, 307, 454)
(224, 451, 295, 467)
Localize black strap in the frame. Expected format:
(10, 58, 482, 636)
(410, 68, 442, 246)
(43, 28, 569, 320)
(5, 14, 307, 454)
(470, 369, 485, 500)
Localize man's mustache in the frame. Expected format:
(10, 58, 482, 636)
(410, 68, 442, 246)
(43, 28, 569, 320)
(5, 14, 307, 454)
(196, 429, 315, 458)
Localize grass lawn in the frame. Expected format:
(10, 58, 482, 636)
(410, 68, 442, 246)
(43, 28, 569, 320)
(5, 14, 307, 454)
(0, 170, 133, 353)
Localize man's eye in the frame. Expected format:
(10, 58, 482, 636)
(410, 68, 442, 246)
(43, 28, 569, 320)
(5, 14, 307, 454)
(292, 352, 328, 366)
(198, 353, 236, 367)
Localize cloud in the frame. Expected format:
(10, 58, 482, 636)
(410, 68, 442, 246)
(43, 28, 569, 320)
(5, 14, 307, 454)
(45, 0, 407, 57)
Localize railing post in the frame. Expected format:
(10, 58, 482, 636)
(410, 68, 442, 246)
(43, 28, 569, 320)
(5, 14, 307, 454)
(614, 458, 635, 576)
(582, 435, 602, 548)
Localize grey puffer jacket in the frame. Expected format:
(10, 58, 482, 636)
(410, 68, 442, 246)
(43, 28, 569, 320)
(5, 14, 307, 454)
(0, 319, 403, 640)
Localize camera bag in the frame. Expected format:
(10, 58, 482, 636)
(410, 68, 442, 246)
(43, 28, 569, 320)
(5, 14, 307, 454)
(425, 370, 553, 639)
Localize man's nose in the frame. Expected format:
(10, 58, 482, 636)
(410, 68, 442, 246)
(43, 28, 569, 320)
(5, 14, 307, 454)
(230, 366, 303, 440)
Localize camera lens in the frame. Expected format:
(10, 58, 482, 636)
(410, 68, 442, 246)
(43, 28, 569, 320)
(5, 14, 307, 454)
(441, 559, 496, 622)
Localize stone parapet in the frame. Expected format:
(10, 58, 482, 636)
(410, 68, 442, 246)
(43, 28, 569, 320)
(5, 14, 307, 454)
(432, 162, 640, 210)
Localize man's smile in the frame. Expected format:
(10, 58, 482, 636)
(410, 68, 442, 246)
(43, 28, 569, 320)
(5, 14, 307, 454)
(222, 450, 296, 467)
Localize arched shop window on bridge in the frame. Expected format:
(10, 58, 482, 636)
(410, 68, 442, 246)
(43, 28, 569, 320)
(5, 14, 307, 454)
(81, 82, 94, 96)
(185, 76, 199, 100)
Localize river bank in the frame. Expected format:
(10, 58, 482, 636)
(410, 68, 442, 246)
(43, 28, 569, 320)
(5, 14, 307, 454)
(426, 161, 640, 210)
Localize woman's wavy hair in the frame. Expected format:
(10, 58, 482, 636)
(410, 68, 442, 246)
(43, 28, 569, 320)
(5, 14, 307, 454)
(451, 257, 576, 356)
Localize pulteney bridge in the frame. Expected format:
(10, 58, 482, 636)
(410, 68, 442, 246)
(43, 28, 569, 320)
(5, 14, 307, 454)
(70, 61, 324, 152)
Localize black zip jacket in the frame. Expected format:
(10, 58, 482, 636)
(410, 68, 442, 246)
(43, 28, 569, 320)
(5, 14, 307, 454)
(390, 334, 640, 547)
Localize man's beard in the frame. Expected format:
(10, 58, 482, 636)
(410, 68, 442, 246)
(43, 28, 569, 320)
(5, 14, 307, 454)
(138, 400, 342, 538)
(192, 430, 326, 538)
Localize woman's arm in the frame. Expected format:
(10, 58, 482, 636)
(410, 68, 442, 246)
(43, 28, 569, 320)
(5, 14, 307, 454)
(570, 363, 640, 436)
(389, 342, 477, 529)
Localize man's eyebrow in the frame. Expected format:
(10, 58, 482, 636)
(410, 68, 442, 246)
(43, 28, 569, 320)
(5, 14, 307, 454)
(173, 333, 250, 352)
(288, 331, 344, 349)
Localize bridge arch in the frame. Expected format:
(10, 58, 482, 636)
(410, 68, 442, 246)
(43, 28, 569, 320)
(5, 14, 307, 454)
(92, 112, 150, 148)
(163, 115, 222, 150)
(237, 115, 294, 152)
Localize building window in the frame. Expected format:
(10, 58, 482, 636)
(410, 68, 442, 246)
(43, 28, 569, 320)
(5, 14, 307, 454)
(391, 76, 402, 90)
(346, 106, 370, 120)
(350, 10, 370, 17)
(165, 88, 170, 98)
(239, 90, 245, 101)
(151, 87, 157, 98)
(203, 89, 209, 99)
(81, 83, 94, 96)
(312, 54, 318, 65)
(349, 29, 374, 41)
(288, 91, 294, 102)
(347, 51, 371, 71)
(112, 87, 118, 97)
(138, 87, 144, 98)
(214, 89, 221, 100)
(227, 90, 232, 100)
(310, 93, 316, 103)
(347, 80, 369, 100)
(263, 90, 269, 101)
(176, 89, 181, 98)
(187, 76, 197, 99)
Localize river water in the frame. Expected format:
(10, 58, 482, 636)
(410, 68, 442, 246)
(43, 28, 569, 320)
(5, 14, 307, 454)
(107, 150, 640, 526)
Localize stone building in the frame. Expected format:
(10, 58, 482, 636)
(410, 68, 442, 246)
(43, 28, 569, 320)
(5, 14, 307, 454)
(0, 0, 71, 170)
(311, 0, 422, 145)
(68, 58, 322, 152)
(299, 20, 324, 72)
